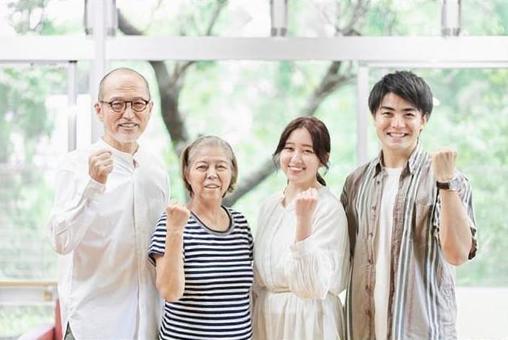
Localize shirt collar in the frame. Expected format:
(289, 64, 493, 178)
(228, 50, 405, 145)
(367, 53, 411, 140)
(98, 138, 142, 168)
(374, 141, 423, 177)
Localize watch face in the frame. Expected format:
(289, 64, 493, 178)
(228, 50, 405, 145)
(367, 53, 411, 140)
(449, 177, 460, 191)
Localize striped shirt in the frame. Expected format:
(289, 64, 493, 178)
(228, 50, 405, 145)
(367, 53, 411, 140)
(340, 144, 477, 340)
(149, 207, 254, 340)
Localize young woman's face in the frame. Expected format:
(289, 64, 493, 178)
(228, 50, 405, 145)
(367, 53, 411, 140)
(279, 128, 321, 188)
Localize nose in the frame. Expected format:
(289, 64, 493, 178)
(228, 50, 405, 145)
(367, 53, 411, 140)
(206, 168, 218, 179)
(290, 150, 303, 163)
(122, 103, 135, 119)
(391, 114, 404, 128)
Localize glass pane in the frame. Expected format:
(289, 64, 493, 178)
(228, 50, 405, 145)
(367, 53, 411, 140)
(0, 0, 84, 36)
(117, 0, 271, 37)
(0, 63, 89, 337)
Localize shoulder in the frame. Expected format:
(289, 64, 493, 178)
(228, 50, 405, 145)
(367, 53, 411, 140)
(226, 207, 249, 225)
(137, 146, 168, 181)
(138, 147, 166, 169)
(344, 160, 375, 185)
(316, 187, 346, 216)
(342, 160, 377, 198)
(259, 192, 282, 212)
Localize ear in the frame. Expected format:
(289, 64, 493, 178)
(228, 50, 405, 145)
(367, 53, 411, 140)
(420, 113, 428, 131)
(94, 102, 104, 122)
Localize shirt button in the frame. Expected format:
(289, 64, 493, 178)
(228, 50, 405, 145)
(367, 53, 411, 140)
(368, 258, 374, 265)
(368, 232, 374, 237)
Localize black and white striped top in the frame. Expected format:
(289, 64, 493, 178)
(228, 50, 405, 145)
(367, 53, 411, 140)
(149, 206, 254, 340)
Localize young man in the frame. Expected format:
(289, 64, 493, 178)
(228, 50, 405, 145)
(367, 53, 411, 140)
(48, 68, 169, 339)
(341, 71, 477, 340)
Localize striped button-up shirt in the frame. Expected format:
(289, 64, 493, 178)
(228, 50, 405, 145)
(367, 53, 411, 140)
(340, 144, 477, 340)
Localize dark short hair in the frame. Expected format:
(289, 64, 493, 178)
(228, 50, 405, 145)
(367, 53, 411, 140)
(368, 71, 433, 118)
(273, 116, 331, 186)
(98, 67, 150, 100)
(180, 136, 238, 197)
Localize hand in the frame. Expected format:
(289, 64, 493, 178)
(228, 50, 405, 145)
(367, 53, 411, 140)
(432, 148, 457, 182)
(294, 188, 318, 224)
(165, 203, 190, 233)
(89, 149, 113, 184)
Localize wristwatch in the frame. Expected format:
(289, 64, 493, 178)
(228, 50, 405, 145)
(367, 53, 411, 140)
(436, 176, 460, 191)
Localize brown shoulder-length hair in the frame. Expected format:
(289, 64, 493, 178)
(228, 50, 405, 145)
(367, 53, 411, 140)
(273, 116, 331, 186)
(180, 135, 238, 197)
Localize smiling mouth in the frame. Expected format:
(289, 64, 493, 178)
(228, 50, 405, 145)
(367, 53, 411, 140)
(119, 123, 139, 128)
(387, 132, 407, 138)
(288, 166, 305, 172)
(204, 185, 220, 189)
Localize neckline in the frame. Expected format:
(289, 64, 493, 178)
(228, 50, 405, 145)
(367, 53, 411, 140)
(191, 206, 233, 235)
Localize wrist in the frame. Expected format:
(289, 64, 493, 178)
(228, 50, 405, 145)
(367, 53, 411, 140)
(166, 228, 184, 237)
(436, 175, 460, 191)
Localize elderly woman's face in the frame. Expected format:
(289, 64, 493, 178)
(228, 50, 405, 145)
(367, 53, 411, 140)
(185, 145, 232, 201)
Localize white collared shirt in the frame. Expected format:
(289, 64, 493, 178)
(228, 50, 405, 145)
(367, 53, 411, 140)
(48, 139, 169, 340)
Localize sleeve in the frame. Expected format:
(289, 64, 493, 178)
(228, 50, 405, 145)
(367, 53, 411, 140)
(148, 211, 168, 266)
(47, 155, 106, 255)
(433, 171, 478, 259)
(285, 195, 350, 300)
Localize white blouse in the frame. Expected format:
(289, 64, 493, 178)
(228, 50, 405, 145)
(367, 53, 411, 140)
(253, 186, 350, 340)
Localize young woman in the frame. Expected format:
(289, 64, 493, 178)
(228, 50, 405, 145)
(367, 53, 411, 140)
(149, 136, 253, 340)
(253, 117, 349, 340)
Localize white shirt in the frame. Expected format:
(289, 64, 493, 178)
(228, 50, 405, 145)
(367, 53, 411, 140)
(374, 167, 401, 340)
(253, 187, 350, 340)
(47, 139, 169, 340)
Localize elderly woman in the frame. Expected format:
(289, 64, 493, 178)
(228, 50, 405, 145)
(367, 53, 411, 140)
(148, 136, 253, 340)
(253, 117, 350, 340)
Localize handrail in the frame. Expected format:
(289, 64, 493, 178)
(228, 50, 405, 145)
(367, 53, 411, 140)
(0, 280, 57, 288)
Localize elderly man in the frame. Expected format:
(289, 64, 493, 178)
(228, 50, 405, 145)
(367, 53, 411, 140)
(48, 68, 169, 339)
(341, 71, 477, 340)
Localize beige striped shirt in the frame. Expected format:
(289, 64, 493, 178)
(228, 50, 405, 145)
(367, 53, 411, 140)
(340, 144, 477, 340)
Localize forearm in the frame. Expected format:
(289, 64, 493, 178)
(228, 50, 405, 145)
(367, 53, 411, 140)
(295, 217, 313, 242)
(439, 190, 473, 265)
(156, 231, 185, 302)
(286, 241, 334, 299)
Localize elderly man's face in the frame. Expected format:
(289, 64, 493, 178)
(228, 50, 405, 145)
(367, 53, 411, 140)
(95, 71, 152, 153)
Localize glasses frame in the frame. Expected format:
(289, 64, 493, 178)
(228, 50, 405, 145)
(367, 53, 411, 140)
(100, 98, 151, 113)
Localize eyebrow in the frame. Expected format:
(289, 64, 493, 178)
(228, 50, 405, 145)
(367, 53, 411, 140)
(380, 105, 417, 112)
(285, 142, 314, 148)
(194, 159, 229, 164)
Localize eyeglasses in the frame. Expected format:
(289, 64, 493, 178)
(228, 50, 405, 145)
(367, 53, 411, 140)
(100, 98, 150, 113)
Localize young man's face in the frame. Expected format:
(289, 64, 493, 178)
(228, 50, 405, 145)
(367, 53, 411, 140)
(373, 92, 427, 158)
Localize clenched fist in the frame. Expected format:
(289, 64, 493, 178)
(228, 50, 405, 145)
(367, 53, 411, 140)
(89, 149, 113, 184)
(295, 188, 319, 224)
(432, 148, 457, 182)
(165, 203, 191, 233)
